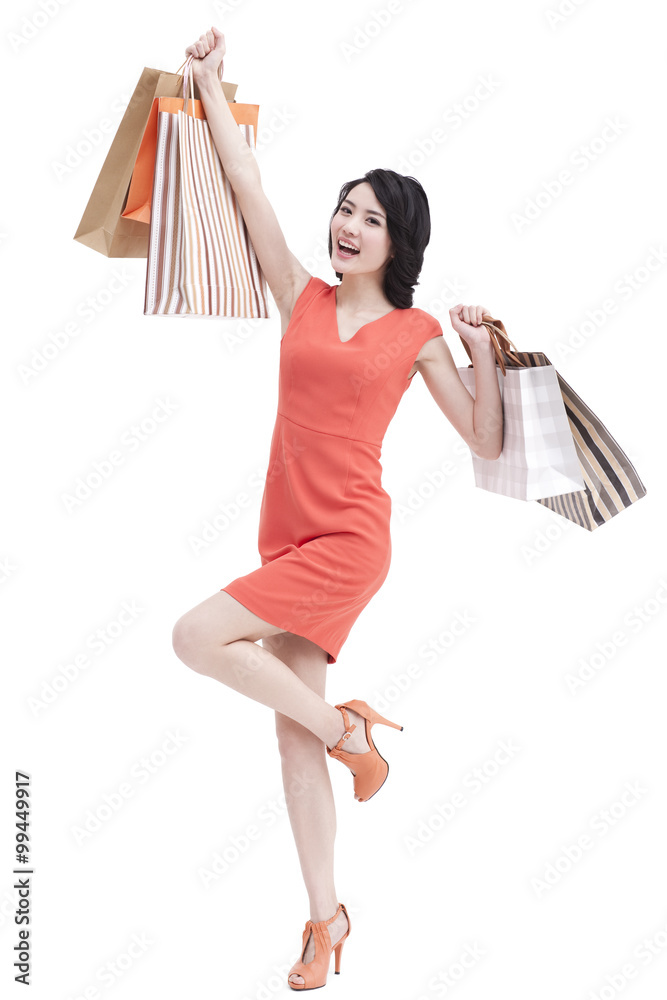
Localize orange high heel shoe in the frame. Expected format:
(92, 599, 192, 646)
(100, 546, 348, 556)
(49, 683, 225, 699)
(326, 699, 404, 802)
(287, 901, 351, 990)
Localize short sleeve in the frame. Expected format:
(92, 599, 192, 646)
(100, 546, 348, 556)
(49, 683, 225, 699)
(284, 275, 330, 334)
(403, 311, 444, 386)
(294, 275, 328, 311)
(422, 313, 444, 347)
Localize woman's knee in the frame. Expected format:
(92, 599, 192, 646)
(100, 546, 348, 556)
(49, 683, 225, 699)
(171, 611, 219, 668)
(172, 591, 283, 667)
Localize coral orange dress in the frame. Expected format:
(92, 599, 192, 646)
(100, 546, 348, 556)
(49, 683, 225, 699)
(220, 276, 443, 663)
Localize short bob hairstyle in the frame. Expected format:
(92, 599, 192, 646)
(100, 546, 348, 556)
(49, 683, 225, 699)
(327, 168, 431, 310)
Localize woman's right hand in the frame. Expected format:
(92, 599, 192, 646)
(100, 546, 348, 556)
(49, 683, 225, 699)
(185, 26, 226, 84)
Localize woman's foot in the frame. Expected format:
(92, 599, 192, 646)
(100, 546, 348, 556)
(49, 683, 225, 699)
(288, 906, 350, 987)
(328, 706, 371, 801)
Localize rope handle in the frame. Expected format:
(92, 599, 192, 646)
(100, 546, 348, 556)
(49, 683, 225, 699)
(179, 53, 225, 108)
(459, 314, 527, 376)
(183, 55, 195, 116)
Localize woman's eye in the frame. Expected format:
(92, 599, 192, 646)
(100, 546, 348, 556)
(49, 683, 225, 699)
(339, 206, 379, 224)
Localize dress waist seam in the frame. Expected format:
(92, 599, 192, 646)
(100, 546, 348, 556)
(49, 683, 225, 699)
(277, 410, 379, 448)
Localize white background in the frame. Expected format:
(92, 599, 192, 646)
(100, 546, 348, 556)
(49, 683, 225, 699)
(3, 0, 666, 998)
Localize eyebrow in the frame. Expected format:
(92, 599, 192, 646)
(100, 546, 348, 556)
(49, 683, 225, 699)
(342, 198, 386, 220)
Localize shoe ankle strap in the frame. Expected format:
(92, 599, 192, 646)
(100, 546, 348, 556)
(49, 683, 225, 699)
(313, 902, 342, 928)
(327, 706, 356, 753)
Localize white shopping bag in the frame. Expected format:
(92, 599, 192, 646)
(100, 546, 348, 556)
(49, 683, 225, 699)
(458, 362, 586, 501)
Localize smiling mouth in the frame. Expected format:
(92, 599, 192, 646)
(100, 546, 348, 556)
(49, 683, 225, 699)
(336, 239, 360, 258)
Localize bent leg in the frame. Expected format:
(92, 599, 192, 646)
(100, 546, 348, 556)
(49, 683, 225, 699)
(171, 590, 347, 748)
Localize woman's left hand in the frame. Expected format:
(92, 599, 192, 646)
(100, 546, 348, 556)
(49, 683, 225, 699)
(449, 303, 492, 350)
(185, 26, 226, 84)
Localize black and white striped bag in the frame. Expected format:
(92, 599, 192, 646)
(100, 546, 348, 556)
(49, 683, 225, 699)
(459, 317, 647, 530)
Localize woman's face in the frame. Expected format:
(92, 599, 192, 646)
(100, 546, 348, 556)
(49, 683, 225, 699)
(330, 182, 394, 277)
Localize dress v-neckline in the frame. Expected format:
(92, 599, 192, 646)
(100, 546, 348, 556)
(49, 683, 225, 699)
(332, 286, 398, 344)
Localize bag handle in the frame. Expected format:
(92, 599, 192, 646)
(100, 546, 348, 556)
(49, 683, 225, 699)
(183, 55, 195, 116)
(459, 314, 526, 376)
(179, 53, 225, 106)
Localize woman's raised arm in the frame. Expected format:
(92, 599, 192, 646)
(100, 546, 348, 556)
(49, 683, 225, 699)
(186, 28, 310, 319)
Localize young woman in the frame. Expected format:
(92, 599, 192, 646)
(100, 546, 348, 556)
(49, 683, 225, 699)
(172, 27, 503, 991)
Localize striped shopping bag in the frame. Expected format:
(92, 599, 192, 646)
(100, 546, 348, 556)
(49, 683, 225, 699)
(75, 60, 238, 257)
(533, 361, 647, 530)
(144, 58, 269, 318)
(459, 317, 647, 529)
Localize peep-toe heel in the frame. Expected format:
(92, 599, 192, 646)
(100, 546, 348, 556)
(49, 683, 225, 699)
(326, 698, 404, 802)
(287, 902, 351, 990)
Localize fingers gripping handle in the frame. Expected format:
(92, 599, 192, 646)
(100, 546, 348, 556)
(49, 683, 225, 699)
(459, 314, 526, 376)
(179, 52, 225, 114)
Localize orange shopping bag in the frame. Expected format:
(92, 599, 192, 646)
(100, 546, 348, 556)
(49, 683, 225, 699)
(123, 63, 237, 225)
(144, 56, 269, 318)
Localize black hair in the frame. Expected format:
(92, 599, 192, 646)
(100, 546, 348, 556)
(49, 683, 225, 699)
(327, 168, 431, 309)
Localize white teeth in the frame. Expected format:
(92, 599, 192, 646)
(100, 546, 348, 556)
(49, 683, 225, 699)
(339, 240, 358, 252)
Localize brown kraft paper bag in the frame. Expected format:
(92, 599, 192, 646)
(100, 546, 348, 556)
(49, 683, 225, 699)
(73, 65, 237, 258)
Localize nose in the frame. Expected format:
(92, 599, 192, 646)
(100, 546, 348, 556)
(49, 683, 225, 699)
(340, 216, 358, 236)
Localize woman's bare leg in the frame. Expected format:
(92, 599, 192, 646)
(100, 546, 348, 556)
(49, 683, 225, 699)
(171, 590, 369, 755)
(260, 632, 349, 987)
(172, 593, 359, 985)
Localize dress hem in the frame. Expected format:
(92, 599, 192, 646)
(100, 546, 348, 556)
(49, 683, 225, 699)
(219, 584, 338, 665)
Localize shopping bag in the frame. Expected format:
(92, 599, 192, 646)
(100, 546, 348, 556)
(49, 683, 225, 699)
(458, 361, 585, 501)
(144, 58, 269, 318)
(534, 364, 647, 530)
(458, 317, 647, 528)
(122, 66, 237, 225)
(458, 317, 585, 501)
(73, 62, 237, 257)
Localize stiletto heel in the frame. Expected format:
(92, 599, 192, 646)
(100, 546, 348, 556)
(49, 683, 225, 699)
(287, 902, 351, 990)
(333, 937, 345, 974)
(326, 698, 404, 802)
(363, 705, 403, 731)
